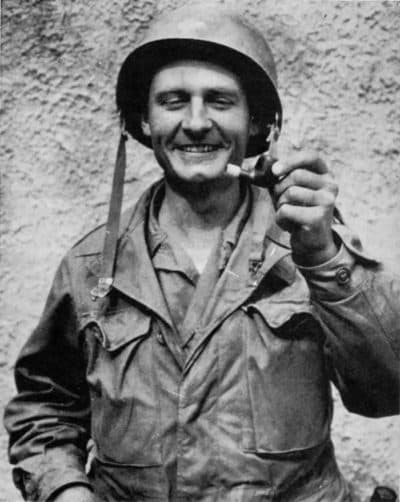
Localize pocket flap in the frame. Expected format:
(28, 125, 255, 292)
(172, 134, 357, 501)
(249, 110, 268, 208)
(248, 270, 313, 329)
(82, 309, 151, 352)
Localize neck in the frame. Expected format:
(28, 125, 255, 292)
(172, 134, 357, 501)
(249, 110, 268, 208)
(159, 177, 242, 238)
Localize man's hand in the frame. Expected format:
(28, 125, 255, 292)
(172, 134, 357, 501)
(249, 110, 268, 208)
(51, 485, 96, 502)
(272, 151, 339, 266)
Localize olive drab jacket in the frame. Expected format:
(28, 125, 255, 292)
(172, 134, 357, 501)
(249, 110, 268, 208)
(4, 182, 400, 502)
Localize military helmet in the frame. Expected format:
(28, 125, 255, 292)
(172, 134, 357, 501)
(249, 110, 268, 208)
(116, 2, 282, 157)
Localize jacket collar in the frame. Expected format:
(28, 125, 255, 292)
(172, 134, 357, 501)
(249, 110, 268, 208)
(74, 181, 174, 326)
(75, 180, 295, 326)
(188, 185, 294, 334)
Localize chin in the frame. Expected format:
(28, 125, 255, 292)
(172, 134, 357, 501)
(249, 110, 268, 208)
(187, 169, 222, 182)
(176, 166, 228, 185)
(165, 170, 236, 197)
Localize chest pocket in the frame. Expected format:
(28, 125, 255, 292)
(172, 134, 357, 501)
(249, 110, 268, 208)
(81, 307, 162, 466)
(241, 295, 331, 458)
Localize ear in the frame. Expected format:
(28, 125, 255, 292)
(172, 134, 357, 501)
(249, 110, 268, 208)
(141, 115, 151, 137)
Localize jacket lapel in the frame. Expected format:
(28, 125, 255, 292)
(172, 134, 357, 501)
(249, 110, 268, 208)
(182, 187, 295, 371)
(76, 183, 174, 329)
(111, 220, 174, 328)
(199, 186, 293, 327)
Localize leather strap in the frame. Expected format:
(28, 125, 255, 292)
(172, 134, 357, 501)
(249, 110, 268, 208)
(91, 130, 128, 300)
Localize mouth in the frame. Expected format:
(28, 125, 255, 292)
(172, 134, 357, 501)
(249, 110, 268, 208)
(175, 144, 225, 153)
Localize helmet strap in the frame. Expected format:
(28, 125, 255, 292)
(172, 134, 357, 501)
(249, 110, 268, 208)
(91, 124, 128, 300)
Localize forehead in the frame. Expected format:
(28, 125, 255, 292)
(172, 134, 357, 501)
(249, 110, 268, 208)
(149, 59, 245, 93)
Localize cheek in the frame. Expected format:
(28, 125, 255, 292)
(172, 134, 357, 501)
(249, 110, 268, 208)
(225, 109, 251, 137)
(231, 122, 252, 149)
(147, 117, 164, 138)
(148, 110, 178, 138)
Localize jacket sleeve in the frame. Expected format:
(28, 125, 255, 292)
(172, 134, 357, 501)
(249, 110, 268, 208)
(298, 224, 400, 418)
(3, 255, 92, 501)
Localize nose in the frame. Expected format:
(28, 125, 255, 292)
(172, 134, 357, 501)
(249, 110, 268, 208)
(181, 98, 212, 136)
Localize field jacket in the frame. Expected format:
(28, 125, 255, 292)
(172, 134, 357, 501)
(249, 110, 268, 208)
(4, 182, 400, 501)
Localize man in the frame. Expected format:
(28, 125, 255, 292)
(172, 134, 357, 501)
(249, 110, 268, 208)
(4, 4, 399, 502)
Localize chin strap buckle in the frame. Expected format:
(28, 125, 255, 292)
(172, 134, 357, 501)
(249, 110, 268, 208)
(90, 277, 113, 301)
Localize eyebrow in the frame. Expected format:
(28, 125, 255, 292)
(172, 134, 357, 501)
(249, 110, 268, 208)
(206, 88, 241, 98)
(153, 87, 241, 101)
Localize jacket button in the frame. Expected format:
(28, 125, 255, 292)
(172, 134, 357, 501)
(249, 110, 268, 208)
(156, 332, 166, 345)
(335, 266, 351, 285)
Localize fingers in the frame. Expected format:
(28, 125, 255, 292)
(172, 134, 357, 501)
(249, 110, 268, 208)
(275, 186, 335, 232)
(270, 150, 339, 265)
(271, 150, 338, 234)
(276, 185, 337, 209)
(272, 151, 329, 177)
(271, 151, 338, 201)
(273, 169, 338, 199)
(276, 203, 333, 231)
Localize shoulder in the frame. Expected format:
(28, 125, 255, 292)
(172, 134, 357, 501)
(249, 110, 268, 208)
(70, 181, 160, 258)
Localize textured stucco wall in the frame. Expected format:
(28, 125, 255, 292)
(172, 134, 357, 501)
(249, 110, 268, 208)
(1, 1, 399, 500)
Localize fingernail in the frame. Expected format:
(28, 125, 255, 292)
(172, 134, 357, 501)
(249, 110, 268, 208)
(272, 161, 283, 176)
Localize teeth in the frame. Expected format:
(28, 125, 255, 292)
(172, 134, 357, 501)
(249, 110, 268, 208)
(179, 145, 218, 152)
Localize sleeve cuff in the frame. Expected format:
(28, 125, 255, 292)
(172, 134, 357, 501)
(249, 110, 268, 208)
(298, 226, 380, 302)
(12, 447, 91, 501)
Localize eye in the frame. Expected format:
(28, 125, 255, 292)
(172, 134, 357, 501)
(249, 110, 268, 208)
(157, 92, 187, 110)
(208, 94, 235, 110)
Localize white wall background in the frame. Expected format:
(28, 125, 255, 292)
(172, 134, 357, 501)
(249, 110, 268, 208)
(1, 1, 399, 500)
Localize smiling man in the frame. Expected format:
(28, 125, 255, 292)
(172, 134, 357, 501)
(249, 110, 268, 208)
(144, 60, 252, 182)
(4, 3, 400, 502)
